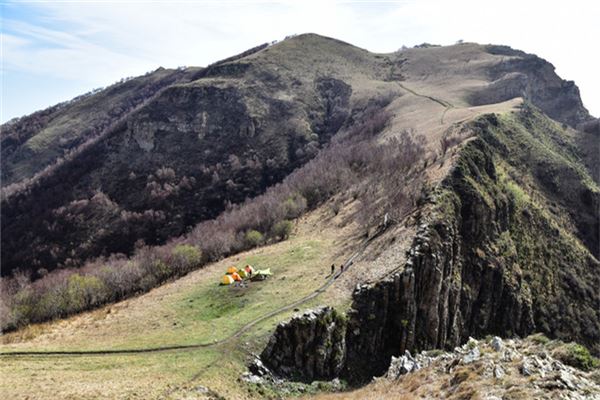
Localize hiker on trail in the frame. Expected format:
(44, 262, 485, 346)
(340, 264, 344, 273)
(331, 264, 335, 275)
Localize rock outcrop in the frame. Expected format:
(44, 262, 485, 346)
(472, 46, 593, 127)
(260, 307, 346, 381)
(345, 110, 599, 383)
(376, 336, 600, 399)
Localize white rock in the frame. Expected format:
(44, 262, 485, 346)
(521, 357, 536, 376)
(330, 378, 342, 390)
(559, 370, 577, 391)
(490, 336, 503, 352)
(462, 347, 480, 364)
(195, 385, 209, 393)
(386, 351, 421, 379)
(493, 365, 505, 379)
(502, 349, 516, 362)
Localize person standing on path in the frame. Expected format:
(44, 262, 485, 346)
(340, 264, 344, 273)
(331, 264, 335, 275)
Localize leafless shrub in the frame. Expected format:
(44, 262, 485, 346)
(1, 99, 425, 331)
(356, 130, 425, 228)
(440, 126, 473, 155)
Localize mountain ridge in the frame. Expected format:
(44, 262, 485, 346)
(2, 34, 595, 278)
(1, 33, 599, 400)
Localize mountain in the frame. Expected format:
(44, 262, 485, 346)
(1, 34, 598, 399)
(2, 34, 596, 278)
(1, 36, 389, 276)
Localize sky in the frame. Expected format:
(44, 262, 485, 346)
(1, 0, 599, 123)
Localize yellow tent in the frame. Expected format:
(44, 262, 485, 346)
(238, 269, 248, 279)
(221, 275, 234, 285)
(227, 266, 238, 274)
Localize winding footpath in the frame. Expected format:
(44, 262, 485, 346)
(395, 82, 458, 125)
(0, 225, 387, 358)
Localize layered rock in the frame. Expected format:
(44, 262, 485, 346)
(472, 46, 593, 127)
(261, 307, 347, 381)
(260, 108, 600, 384)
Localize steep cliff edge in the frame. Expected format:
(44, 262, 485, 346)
(470, 45, 593, 127)
(260, 105, 600, 383)
(261, 307, 347, 381)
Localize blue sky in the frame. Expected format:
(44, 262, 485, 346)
(2, 0, 599, 123)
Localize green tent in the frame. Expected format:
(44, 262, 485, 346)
(251, 268, 272, 281)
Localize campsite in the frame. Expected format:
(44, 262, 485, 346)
(0, 209, 360, 398)
(221, 265, 273, 286)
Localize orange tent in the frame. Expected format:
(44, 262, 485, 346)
(227, 266, 238, 274)
(231, 272, 242, 281)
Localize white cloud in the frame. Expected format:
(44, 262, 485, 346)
(3, 25, 151, 84)
(2, 0, 599, 120)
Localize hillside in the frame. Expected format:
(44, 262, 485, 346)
(0, 207, 370, 399)
(1, 67, 200, 186)
(1, 34, 595, 278)
(1, 34, 599, 399)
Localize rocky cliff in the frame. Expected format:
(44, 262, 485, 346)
(261, 307, 346, 381)
(260, 106, 600, 384)
(471, 45, 593, 127)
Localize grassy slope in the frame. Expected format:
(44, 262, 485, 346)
(0, 208, 360, 399)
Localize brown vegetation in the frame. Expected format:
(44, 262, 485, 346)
(0, 103, 424, 331)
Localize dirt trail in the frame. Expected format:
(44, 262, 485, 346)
(396, 82, 460, 125)
(397, 82, 454, 109)
(0, 226, 386, 358)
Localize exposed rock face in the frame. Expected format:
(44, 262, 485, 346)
(260, 108, 600, 384)
(472, 46, 593, 127)
(345, 113, 599, 382)
(344, 142, 529, 382)
(576, 117, 600, 185)
(579, 118, 600, 135)
(379, 336, 600, 399)
(260, 307, 346, 381)
(385, 350, 422, 378)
